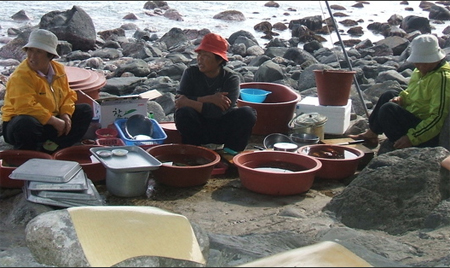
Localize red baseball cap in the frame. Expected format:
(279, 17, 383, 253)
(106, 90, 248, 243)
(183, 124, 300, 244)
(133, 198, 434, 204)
(195, 33, 229, 62)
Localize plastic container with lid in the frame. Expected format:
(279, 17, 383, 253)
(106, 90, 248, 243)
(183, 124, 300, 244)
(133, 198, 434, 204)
(273, 142, 299, 152)
(288, 112, 328, 141)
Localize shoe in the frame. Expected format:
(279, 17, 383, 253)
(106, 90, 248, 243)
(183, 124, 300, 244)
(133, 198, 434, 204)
(201, 143, 224, 151)
(42, 140, 59, 152)
(348, 134, 379, 148)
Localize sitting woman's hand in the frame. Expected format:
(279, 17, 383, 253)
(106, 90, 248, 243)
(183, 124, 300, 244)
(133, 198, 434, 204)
(390, 96, 403, 106)
(47, 116, 67, 137)
(394, 135, 412, 149)
(205, 92, 231, 111)
(60, 113, 72, 135)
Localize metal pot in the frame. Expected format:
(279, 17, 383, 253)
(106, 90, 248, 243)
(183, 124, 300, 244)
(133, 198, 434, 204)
(288, 112, 327, 141)
(289, 133, 320, 147)
(106, 169, 150, 197)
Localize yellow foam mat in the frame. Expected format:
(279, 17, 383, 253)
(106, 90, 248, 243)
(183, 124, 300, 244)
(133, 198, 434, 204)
(68, 206, 205, 267)
(237, 241, 372, 267)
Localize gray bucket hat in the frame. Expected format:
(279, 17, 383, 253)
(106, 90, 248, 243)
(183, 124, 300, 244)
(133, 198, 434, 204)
(407, 34, 445, 63)
(23, 29, 59, 58)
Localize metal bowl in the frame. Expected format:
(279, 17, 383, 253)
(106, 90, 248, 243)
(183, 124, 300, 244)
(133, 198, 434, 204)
(125, 114, 153, 139)
(263, 133, 293, 149)
(289, 133, 320, 146)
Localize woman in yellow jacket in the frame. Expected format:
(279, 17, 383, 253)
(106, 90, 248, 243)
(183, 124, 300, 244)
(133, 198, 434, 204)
(350, 34, 450, 149)
(1, 29, 93, 152)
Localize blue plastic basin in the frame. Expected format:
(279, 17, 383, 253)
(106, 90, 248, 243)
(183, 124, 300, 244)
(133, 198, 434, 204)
(240, 88, 271, 103)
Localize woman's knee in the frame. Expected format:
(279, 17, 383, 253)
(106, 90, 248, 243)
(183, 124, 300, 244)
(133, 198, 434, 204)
(175, 107, 197, 121)
(9, 115, 41, 130)
(378, 90, 398, 104)
(378, 102, 398, 119)
(236, 106, 257, 124)
(76, 103, 93, 117)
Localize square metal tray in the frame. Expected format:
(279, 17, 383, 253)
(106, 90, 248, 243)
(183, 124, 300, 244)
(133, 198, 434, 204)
(34, 179, 98, 201)
(24, 179, 105, 207)
(27, 169, 88, 191)
(90, 145, 162, 173)
(10, 159, 82, 183)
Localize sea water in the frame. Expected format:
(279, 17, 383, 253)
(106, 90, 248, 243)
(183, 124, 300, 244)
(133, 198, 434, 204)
(1, 1, 449, 51)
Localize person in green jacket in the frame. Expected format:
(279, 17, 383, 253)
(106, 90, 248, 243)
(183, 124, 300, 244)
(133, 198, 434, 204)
(1, 29, 93, 152)
(349, 34, 450, 149)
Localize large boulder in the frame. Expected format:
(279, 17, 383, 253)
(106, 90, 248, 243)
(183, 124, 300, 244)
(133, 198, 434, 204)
(39, 5, 96, 51)
(324, 146, 450, 235)
(25, 208, 209, 267)
(0, 28, 33, 61)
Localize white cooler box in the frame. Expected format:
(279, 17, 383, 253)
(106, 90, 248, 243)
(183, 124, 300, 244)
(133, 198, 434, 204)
(296, 96, 352, 135)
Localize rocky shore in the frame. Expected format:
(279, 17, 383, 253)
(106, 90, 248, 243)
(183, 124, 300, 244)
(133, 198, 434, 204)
(2, 1, 450, 267)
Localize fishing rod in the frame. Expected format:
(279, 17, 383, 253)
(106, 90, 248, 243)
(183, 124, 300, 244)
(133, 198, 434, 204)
(324, 0, 370, 118)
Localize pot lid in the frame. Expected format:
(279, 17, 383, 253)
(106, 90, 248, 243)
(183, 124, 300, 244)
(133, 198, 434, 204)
(291, 112, 327, 128)
(65, 66, 106, 91)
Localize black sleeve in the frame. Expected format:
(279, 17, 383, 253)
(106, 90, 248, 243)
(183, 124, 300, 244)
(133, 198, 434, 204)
(177, 66, 241, 119)
(201, 69, 241, 119)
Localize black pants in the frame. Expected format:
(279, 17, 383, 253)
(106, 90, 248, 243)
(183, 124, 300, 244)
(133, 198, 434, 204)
(3, 103, 93, 151)
(369, 90, 439, 147)
(174, 106, 257, 151)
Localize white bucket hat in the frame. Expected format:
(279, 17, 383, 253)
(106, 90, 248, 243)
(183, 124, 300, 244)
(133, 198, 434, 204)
(23, 29, 59, 58)
(407, 34, 446, 63)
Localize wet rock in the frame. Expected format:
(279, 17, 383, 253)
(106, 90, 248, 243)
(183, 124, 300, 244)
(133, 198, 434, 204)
(123, 13, 139, 20)
(339, 19, 359, 27)
(351, 2, 365, 8)
(429, 4, 450, 20)
(102, 76, 147, 96)
(254, 21, 272, 33)
(324, 147, 450, 235)
(329, 4, 347, 11)
(264, 1, 280, 8)
(98, 28, 126, 41)
(375, 36, 409, 56)
(289, 15, 323, 32)
(400, 15, 432, 34)
(143, 1, 170, 11)
(332, 12, 349, 17)
(272, 22, 288, 31)
(229, 30, 259, 46)
(11, 10, 32, 21)
(0, 59, 20, 66)
(347, 26, 364, 36)
(213, 10, 246, 21)
(158, 27, 190, 50)
(253, 60, 284, 82)
(6, 28, 21, 36)
(120, 23, 139, 31)
(40, 5, 96, 51)
(388, 14, 404, 26)
(163, 9, 183, 21)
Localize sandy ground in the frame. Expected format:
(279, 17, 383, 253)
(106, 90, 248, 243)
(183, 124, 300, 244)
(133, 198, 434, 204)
(102, 134, 351, 237)
(4, 135, 450, 267)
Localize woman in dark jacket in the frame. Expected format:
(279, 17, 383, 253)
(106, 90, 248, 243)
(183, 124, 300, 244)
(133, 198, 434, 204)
(174, 33, 257, 152)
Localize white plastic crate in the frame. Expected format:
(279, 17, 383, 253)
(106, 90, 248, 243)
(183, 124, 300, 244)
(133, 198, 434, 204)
(296, 97, 351, 135)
